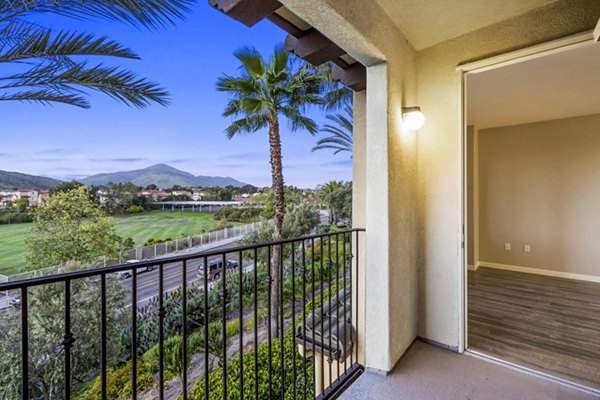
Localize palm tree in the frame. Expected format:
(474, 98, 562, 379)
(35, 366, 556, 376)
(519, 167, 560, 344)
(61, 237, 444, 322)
(312, 104, 353, 155)
(318, 180, 344, 224)
(217, 45, 323, 336)
(0, 0, 193, 108)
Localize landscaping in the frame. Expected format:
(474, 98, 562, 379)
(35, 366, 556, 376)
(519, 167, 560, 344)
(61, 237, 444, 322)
(0, 211, 246, 276)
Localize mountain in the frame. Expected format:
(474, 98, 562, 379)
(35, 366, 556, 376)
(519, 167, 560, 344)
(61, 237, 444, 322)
(81, 164, 249, 188)
(0, 170, 62, 190)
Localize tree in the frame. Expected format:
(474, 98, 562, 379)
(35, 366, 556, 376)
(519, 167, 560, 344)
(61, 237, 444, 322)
(318, 181, 343, 223)
(102, 181, 144, 214)
(243, 202, 320, 244)
(26, 186, 121, 270)
(0, 0, 192, 108)
(218, 46, 323, 336)
(328, 182, 352, 225)
(0, 276, 127, 400)
(312, 104, 353, 155)
(15, 197, 29, 213)
(48, 180, 84, 195)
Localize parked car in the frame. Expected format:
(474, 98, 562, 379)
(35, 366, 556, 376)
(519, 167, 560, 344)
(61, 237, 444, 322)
(198, 258, 238, 281)
(9, 294, 21, 308)
(114, 260, 155, 279)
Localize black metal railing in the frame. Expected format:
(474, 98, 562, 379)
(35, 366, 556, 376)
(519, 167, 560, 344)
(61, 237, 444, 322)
(0, 228, 365, 400)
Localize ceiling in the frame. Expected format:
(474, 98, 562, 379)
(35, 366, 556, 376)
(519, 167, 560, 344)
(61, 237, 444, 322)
(467, 42, 600, 130)
(374, 0, 557, 50)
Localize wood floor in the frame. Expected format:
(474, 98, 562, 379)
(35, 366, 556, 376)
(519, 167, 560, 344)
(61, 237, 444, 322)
(468, 267, 600, 390)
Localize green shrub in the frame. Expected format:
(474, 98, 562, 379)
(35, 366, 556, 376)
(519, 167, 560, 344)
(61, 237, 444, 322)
(126, 205, 144, 214)
(143, 335, 190, 379)
(77, 360, 153, 400)
(225, 319, 240, 338)
(215, 206, 261, 223)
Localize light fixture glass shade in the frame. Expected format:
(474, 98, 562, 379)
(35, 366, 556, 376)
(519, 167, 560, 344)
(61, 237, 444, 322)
(402, 107, 425, 130)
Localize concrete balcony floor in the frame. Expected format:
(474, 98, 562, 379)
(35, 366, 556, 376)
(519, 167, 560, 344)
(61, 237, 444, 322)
(339, 340, 598, 400)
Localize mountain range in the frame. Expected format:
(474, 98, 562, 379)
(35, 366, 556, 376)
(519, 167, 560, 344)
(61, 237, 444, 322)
(81, 164, 248, 188)
(0, 170, 62, 190)
(0, 164, 249, 190)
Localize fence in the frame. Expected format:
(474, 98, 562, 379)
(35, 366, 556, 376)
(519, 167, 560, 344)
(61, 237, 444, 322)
(0, 228, 365, 400)
(4, 221, 265, 283)
(118, 221, 265, 261)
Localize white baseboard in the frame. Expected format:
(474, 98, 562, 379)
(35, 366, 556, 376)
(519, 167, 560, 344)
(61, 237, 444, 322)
(478, 261, 600, 284)
(467, 264, 477, 271)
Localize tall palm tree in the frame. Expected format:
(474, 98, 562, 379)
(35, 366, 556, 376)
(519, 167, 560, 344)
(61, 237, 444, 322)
(312, 104, 353, 155)
(0, 0, 193, 108)
(217, 45, 323, 336)
(318, 180, 344, 224)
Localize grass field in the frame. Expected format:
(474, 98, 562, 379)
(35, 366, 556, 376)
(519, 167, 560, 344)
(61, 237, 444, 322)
(0, 211, 243, 276)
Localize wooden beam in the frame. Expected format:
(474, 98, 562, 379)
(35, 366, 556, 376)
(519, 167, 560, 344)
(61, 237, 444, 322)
(267, 13, 304, 38)
(208, 0, 281, 27)
(285, 29, 346, 66)
(332, 63, 366, 92)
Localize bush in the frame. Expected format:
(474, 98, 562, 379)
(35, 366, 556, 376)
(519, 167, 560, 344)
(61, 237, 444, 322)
(215, 206, 261, 223)
(126, 205, 144, 214)
(225, 319, 240, 339)
(143, 237, 172, 246)
(77, 360, 153, 400)
(143, 335, 190, 379)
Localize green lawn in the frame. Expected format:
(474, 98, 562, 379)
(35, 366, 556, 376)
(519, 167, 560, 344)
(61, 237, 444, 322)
(0, 211, 243, 277)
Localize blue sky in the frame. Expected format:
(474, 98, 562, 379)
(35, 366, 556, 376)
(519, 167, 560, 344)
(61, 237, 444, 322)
(0, 3, 352, 188)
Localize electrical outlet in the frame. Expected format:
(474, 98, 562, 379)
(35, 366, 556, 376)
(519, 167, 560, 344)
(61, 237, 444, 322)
(504, 243, 511, 251)
(524, 244, 531, 253)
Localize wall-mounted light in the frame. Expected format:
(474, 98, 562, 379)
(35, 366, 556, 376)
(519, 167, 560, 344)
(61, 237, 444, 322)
(402, 106, 425, 130)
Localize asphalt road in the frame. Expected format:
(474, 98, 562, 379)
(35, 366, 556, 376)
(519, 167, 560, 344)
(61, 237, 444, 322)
(121, 244, 255, 307)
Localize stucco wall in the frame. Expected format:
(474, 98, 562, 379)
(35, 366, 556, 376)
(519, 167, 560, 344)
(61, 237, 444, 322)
(417, 0, 600, 348)
(281, 0, 420, 372)
(283, 0, 600, 361)
(478, 114, 600, 278)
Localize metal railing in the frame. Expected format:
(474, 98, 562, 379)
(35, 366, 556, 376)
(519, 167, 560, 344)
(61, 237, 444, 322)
(0, 228, 365, 400)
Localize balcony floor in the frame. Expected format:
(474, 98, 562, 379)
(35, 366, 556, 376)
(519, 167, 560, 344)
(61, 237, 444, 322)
(338, 340, 597, 400)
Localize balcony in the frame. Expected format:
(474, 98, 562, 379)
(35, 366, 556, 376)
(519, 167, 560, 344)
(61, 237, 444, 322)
(0, 229, 365, 400)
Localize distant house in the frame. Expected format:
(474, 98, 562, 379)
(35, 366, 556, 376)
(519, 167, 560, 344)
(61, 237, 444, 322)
(139, 190, 170, 201)
(192, 191, 206, 201)
(170, 190, 192, 197)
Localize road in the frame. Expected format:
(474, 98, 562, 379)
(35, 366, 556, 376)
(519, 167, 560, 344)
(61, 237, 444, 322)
(121, 243, 255, 307)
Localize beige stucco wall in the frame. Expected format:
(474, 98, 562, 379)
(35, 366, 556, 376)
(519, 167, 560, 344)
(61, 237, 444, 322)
(417, 0, 600, 348)
(281, 0, 419, 372)
(478, 114, 600, 277)
(283, 0, 600, 363)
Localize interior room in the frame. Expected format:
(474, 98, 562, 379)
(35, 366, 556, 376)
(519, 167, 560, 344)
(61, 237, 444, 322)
(465, 41, 600, 390)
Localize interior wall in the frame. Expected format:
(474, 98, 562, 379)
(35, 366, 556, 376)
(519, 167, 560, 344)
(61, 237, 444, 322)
(417, 0, 600, 348)
(478, 114, 600, 278)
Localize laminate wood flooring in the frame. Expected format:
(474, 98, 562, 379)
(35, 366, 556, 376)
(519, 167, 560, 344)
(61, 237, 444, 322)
(468, 267, 600, 390)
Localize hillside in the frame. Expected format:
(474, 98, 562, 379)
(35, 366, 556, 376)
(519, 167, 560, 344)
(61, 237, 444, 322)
(81, 164, 248, 188)
(0, 170, 62, 190)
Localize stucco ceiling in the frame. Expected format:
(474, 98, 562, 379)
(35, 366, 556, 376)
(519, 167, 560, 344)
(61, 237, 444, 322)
(467, 43, 600, 130)
(374, 0, 558, 50)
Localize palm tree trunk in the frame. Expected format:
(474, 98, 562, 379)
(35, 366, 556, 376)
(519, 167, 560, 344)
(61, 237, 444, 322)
(268, 115, 284, 338)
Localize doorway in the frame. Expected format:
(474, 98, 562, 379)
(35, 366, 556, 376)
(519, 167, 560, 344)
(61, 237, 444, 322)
(462, 35, 600, 392)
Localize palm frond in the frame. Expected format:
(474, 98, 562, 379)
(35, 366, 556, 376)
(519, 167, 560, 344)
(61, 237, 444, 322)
(1, 62, 169, 107)
(1, 0, 194, 29)
(312, 106, 353, 155)
(234, 46, 265, 79)
(0, 27, 138, 63)
(0, 89, 89, 108)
